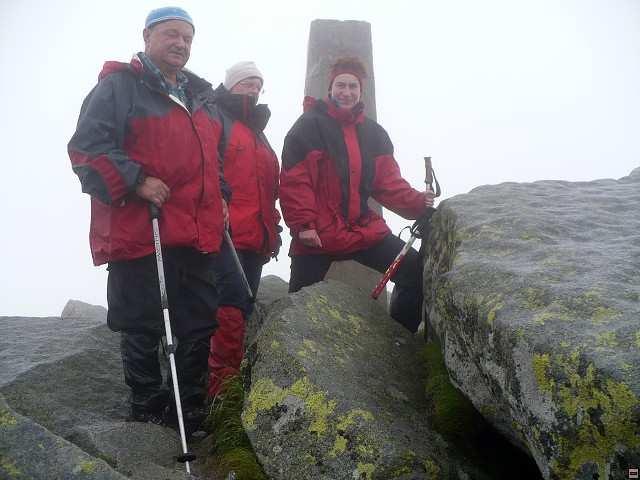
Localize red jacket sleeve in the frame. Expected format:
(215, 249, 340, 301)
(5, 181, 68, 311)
(68, 73, 142, 205)
(371, 154, 426, 220)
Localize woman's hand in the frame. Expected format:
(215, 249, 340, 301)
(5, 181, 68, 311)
(299, 229, 322, 248)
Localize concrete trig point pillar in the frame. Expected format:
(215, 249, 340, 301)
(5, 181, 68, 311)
(305, 19, 387, 304)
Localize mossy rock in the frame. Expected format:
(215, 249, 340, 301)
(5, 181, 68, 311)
(243, 280, 487, 479)
(423, 170, 640, 479)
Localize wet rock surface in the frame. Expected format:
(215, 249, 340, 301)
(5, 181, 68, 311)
(243, 279, 487, 480)
(0, 300, 192, 480)
(423, 168, 640, 479)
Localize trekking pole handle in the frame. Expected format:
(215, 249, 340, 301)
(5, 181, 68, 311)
(425, 156, 433, 191)
(424, 156, 441, 197)
(149, 203, 161, 220)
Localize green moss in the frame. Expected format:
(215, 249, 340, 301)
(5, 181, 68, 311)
(270, 340, 280, 349)
(356, 462, 375, 479)
(303, 454, 316, 464)
(203, 376, 267, 480)
(423, 342, 482, 441)
(215, 448, 267, 480)
(328, 435, 347, 457)
(0, 455, 22, 478)
(532, 353, 554, 393)
(79, 460, 97, 474)
(635, 331, 640, 349)
(0, 409, 17, 427)
(424, 458, 441, 479)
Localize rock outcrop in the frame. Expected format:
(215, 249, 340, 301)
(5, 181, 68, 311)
(242, 279, 488, 480)
(0, 301, 189, 480)
(424, 168, 640, 479)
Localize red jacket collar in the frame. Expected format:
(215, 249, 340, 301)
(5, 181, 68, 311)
(98, 55, 143, 81)
(303, 96, 365, 125)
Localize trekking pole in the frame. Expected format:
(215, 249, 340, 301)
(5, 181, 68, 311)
(224, 229, 255, 301)
(149, 204, 196, 474)
(371, 157, 441, 299)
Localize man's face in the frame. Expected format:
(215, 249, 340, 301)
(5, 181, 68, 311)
(143, 20, 194, 72)
(330, 73, 361, 109)
(230, 77, 263, 99)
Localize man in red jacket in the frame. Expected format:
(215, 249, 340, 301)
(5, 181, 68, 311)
(68, 7, 227, 432)
(280, 57, 435, 332)
(205, 61, 282, 397)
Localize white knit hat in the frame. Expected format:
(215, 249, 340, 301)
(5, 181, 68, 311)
(224, 61, 264, 90)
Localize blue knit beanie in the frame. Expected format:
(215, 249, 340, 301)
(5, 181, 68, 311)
(145, 7, 194, 31)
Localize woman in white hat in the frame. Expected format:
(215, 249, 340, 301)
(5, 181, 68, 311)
(206, 61, 281, 398)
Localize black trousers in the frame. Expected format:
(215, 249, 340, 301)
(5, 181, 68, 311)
(210, 241, 264, 317)
(107, 247, 219, 413)
(289, 234, 423, 332)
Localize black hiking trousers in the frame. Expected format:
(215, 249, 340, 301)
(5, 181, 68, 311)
(289, 233, 423, 332)
(210, 240, 264, 317)
(107, 247, 219, 416)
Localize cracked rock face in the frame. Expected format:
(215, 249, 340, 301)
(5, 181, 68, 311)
(423, 168, 640, 479)
(242, 280, 487, 480)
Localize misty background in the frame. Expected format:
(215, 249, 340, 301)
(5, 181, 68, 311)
(1, 0, 638, 316)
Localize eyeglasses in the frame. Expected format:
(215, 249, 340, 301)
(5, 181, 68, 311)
(237, 79, 263, 92)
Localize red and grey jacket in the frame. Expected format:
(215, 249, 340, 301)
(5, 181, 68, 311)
(68, 55, 226, 265)
(207, 85, 281, 257)
(280, 97, 426, 256)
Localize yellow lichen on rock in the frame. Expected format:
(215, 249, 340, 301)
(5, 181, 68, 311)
(290, 377, 336, 436)
(542, 351, 640, 479)
(242, 378, 287, 429)
(356, 462, 376, 479)
(328, 435, 347, 457)
(532, 353, 554, 393)
(0, 409, 17, 428)
(0, 455, 22, 478)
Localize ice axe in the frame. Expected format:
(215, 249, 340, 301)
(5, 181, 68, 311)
(371, 157, 441, 299)
(149, 204, 197, 474)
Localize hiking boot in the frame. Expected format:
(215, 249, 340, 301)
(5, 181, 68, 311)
(164, 404, 207, 437)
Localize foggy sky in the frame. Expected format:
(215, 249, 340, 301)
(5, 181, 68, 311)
(1, 0, 638, 316)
